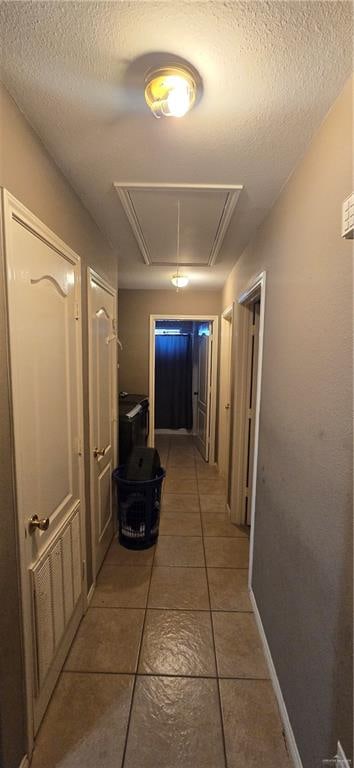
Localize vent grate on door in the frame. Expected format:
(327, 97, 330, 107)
(31, 505, 82, 691)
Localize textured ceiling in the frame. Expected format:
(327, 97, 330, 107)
(0, 1, 352, 289)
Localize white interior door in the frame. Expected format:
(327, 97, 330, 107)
(88, 269, 117, 578)
(242, 299, 260, 525)
(195, 326, 212, 461)
(3, 192, 85, 738)
(219, 314, 233, 480)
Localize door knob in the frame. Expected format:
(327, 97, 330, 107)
(225, 403, 230, 410)
(93, 447, 106, 458)
(29, 514, 50, 533)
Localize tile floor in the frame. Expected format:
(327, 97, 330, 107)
(31, 435, 291, 768)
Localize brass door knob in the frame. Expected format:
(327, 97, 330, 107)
(29, 514, 50, 533)
(225, 403, 231, 410)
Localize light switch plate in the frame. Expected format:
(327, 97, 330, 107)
(341, 192, 354, 239)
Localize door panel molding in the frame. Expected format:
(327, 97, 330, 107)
(96, 305, 110, 320)
(30, 275, 69, 297)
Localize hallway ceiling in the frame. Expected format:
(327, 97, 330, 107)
(0, 1, 352, 289)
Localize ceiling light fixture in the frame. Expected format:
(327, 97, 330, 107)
(171, 273, 189, 289)
(171, 200, 189, 290)
(145, 66, 196, 119)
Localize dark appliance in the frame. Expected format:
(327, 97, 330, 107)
(119, 393, 149, 464)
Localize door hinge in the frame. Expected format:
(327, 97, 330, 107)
(75, 302, 80, 320)
(76, 436, 83, 456)
(82, 560, 86, 580)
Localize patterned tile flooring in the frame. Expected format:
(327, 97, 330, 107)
(31, 436, 291, 768)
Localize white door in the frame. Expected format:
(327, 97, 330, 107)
(219, 314, 233, 481)
(195, 326, 212, 461)
(3, 192, 85, 739)
(88, 269, 117, 578)
(242, 299, 260, 525)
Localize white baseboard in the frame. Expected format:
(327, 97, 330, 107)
(249, 589, 303, 768)
(18, 756, 30, 768)
(337, 741, 351, 767)
(86, 581, 95, 607)
(155, 428, 195, 435)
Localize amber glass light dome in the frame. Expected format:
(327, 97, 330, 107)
(145, 66, 197, 119)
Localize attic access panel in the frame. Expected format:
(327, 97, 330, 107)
(114, 184, 242, 267)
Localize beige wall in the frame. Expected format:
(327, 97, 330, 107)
(0, 83, 117, 768)
(221, 77, 353, 767)
(118, 289, 221, 394)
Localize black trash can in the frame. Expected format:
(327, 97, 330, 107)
(113, 465, 165, 550)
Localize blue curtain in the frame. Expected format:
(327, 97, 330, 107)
(155, 334, 193, 429)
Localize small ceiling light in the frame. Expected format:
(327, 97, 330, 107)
(171, 274, 189, 288)
(171, 201, 189, 290)
(145, 66, 196, 119)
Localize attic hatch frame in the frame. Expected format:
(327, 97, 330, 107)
(113, 182, 243, 267)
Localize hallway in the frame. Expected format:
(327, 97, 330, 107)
(30, 436, 290, 768)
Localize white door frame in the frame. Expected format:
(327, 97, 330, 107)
(229, 272, 266, 588)
(87, 268, 117, 584)
(1, 190, 86, 754)
(149, 314, 219, 463)
(219, 304, 233, 488)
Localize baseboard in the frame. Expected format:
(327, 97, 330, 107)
(18, 756, 30, 768)
(337, 741, 351, 767)
(249, 589, 303, 768)
(155, 429, 194, 435)
(86, 581, 95, 607)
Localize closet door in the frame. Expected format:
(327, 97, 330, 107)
(3, 191, 85, 737)
(195, 327, 212, 461)
(88, 268, 117, 579)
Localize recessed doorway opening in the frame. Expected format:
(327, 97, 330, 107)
(229, 272, 266, 587)
(219, 304, 234, 510)
(149, 314, 219, 463)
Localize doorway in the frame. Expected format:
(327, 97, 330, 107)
(155, 320, 194, 433)
(149, 314, 219, 463)
(219, 304, 233, 502)
(229, 272, 266, 585)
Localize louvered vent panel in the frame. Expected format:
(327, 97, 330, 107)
(31, 506, 83, 695)
(50, 540, 65, 648)
(32, 558, 55, 689)
(62, 525, 74, 622)
(71, 509, 82, 604)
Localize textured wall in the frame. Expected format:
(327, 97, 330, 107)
(222, 77, 353, 767)
(0, 83, 117, 768)
(118, 289, 221, 394)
